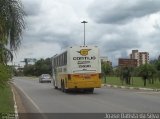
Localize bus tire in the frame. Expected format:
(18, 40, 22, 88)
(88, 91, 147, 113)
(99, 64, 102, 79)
(54, 86, 58, 89)
(53, 81, 58, 89)
(88, 88, 94, 93)
(61, 81, 68, 93)
(61, 81, 64, 92)
(64, 89, 69, 93)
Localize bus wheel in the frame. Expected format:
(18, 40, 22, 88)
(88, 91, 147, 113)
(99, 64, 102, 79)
(61, 81, 64, 92)
(64, 89, 69, 93)
(53, 81, 58, 89)
(88, 88, 94, 93)
(61, 81, 68, 93)
(54, 85, 58, 89)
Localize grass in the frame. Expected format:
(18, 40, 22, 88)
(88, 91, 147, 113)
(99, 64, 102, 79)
(0, 84, 14, 113)
(102, 77, 160, 89)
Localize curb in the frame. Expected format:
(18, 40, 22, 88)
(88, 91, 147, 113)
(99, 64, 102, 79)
(10, 85, 19, 119)
(101, 84, 160, 92)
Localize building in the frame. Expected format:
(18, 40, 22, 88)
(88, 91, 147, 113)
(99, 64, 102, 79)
(130, 50, 149, 66)
(139, 52, 149, 65)
(118, 58, 137, 68)
(130, 50, 139, 59)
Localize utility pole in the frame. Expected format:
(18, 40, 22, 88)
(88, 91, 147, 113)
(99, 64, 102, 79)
(81, 21, 88, 46)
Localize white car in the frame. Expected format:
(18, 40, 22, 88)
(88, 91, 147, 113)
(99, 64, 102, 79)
(39, 74, 52, 83)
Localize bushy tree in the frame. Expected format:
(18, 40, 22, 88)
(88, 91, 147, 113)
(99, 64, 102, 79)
(23, 58, 52, 76)
(0, 64, 11, 87)
(101, 62, 112, 83)
(155, 60, 160, 81)
(113, 67, 121, 77)
(137, 64, 156, 86)
(121, 67, 132, 85)
(23, 64, 35, 76)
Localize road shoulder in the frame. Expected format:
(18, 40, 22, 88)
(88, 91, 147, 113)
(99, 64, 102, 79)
(10, 82, 45, 119)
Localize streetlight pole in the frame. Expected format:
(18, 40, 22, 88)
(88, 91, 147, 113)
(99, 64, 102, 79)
(81, 21, 88, 46)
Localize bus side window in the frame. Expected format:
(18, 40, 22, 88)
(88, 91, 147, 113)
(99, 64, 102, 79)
(64, 52, 67, 65)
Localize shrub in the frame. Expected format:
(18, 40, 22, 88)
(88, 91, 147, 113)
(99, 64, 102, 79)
(0, 64, 11, 88)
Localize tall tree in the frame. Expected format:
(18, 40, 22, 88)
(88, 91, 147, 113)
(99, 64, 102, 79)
(0, 44, 13, 64)
(101, 62, 112, 83)
(0, 0, 25, 85)
(0, 0, 25, 64)
(155, 60, 160, 81)
(121, 67, 132, 85)
(138, 64, 156, 86)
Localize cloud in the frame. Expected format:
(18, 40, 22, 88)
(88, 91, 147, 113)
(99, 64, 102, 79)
(12, 0, 160, 67)
(97, 26, 141, 61)
(22, 0, 42, 16)
(88, 0, 160, 24)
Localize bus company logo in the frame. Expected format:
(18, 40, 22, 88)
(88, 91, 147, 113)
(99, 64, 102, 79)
(77, 49, 91, 56)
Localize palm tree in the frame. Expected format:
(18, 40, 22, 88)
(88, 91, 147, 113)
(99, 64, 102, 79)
(0, 43, 13, 64)
(0, 0, 25, 63)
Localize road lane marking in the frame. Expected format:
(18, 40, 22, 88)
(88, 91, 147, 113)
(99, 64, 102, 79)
(11, 88, 19, 119)
(12, 82, 48, 119)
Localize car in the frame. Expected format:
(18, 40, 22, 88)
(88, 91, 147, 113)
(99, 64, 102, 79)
(39, 74, 52, 83)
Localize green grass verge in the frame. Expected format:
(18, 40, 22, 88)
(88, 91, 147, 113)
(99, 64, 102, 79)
(0, 84, 14, 113)
(102, 77, 160, 89)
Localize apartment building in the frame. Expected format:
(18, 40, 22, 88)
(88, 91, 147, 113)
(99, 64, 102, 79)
(130, 50, 149, 66)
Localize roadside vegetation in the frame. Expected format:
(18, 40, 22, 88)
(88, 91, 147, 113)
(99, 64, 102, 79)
(0, 84, 14, 112)
(20, 57, 160, 89)
(103, 77, 160, 89)
(22, 58, 52, 76)
(102, 59, 160, 89)
(0, 0, 25, 113)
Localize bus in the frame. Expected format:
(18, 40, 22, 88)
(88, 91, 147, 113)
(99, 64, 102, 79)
(51, 45, 101, 93)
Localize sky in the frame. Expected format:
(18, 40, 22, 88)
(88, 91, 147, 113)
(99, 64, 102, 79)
(13, 0, 160, 66)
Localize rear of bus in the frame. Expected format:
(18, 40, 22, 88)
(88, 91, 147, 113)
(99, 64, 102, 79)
(67, 46, 101, 92)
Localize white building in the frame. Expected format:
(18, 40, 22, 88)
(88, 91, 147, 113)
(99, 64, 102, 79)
(130, 50, 149, 66)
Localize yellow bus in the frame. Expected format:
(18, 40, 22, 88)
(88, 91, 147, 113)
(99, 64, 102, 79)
(51, 46, 101, 93)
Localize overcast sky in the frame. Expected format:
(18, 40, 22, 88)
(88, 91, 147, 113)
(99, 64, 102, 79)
(13, 0, 160, 66)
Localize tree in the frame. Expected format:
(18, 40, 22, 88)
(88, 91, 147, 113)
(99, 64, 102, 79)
(101, 62, 112, 83)
(0, 44, 13, 64)
(0, 0, 25, 84)
(121, 67, 132, 85)
(156, 61, 160, 70)
(138, 64, 156, 86)
(113, 67, 121, 77)
(23, 58, 52, 76)
(0, 0, 25, 63)
(23, 64, 35, 76)
(155, 60, 160, 82)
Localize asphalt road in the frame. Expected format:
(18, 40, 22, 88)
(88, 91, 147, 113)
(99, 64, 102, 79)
(12, 77, 160, 119)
